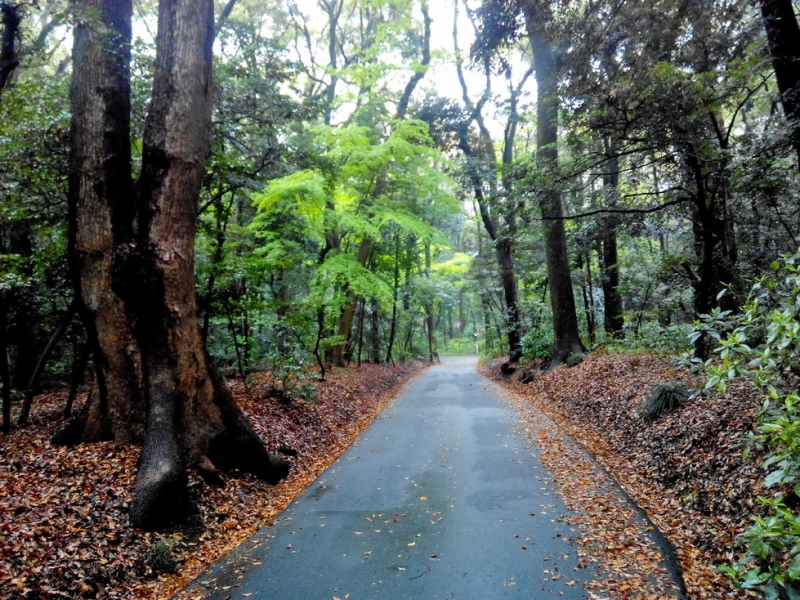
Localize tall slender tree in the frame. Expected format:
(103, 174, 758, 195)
(521, 0, 584, 363)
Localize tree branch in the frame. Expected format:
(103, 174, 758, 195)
(536, 197, 688, 220)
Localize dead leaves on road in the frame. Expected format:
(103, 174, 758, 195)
(0, 361, 426, 599)
(483, 353, 763, 599)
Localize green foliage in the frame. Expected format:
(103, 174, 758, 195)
(438, 336, 478, 356)
(691, 254, 800, 598)
(519, 297, 554, 361)
(606, 322, 693, 356)
(261, 348, 319, 404)
(521, 327, 553, 362)
(144, 538, 178, 574)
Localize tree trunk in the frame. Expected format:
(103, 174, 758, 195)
(66, 0, 287, 531)
(17, 300, 77, 426)
(0, 2, 21, 98)
(68, 0, 145, 445)
(523, 1, 585, 365)
(332, 236, 371, 367)
(424, 242, 437, 362)
(456, 132, 522, 360)
(386, 234, 401, 363)
(758, 0, 800, 165)
(1, 292, 11, 434)
(369, 298, 381, 364)
(600, 140, 624, 338)
(495, 237, 521, 360)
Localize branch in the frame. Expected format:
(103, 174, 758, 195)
(536, 197, 688, 220)
(395, 0, 431, 120)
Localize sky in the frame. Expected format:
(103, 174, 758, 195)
(283, 0, 536, 140)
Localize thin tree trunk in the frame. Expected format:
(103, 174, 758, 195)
(385, 235, 401, 363)
(1, 293, 11, 434)
(369, 298, 380, 364)
(17, 299, 77, 426)
(600, 138, 624, 338)
(224, 302, 249, 391)
(424, 242, 437, 362)
(332, 237, 371, 367)
(64, 344, 90, 418)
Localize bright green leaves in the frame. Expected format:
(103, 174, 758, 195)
(251, 119, 457, 258)
(251, 170, 328, 246)
(313, 253, 392, 308)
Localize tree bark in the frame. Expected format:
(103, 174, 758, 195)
(0, 2, 21, 98)
(758, 0, 800, 165)
(68, 0, 144, 445)
(600, 140, 624, 338)
(523, 0, 585, 365)
(67, 0, 287, 531)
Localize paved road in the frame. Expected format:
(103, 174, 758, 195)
(187, 356, 592, 599)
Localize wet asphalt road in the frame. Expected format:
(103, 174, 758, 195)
(189, 356, 591, 599)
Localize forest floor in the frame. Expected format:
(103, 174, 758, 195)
(0, 359, 428, 599)
(0, 353, 766, 599)
(481, 353, 766, 599)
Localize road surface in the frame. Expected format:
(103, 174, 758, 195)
(186, 356, 595, 599)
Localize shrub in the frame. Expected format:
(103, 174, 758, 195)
(637, 382, 692, 421)
(145, 538, 178, 574)
(690, 254, 800, 599)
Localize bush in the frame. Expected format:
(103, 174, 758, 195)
(604, 321, 692, 355)
(145, 538, 178, 574)
(690, 254, 800, 599)
(637, 382, 692, 421)
(521, 327, 553, 362)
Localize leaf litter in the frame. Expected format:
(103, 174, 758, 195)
(482, 353, 764, 599)
(0, 360, 427, 599)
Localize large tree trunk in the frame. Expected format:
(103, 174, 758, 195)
(523, 1, 585, 365)
(758, 0, 800, 166)
(66, 0, 287, 531)
(68, 0, 145, 445)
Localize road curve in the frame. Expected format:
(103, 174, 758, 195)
(184, 356, 593, 599)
